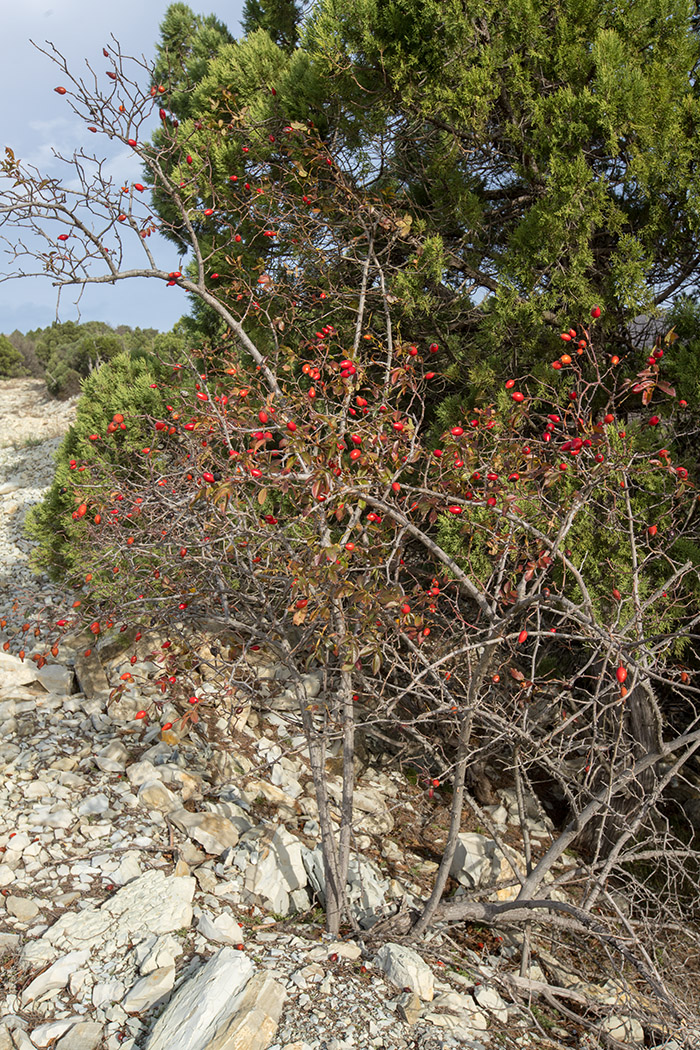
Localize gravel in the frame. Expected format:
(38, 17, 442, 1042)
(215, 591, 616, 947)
(0, 378, 78, 628)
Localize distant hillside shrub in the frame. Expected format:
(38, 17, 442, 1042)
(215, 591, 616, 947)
(0, 333, 29, 378)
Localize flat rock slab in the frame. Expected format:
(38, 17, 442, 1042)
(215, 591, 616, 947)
(72, 650, 110, 701)
(54, 1022, 104, 1050)
(428, 990, 488, 1031)
(22, 950, 90, 1005)
(122, 964, 175, 1013)
(93, 740, 129, 773)
(145, 947, 285, 1050)
(6, 896, 40, 921)
(449, 832, 501, 889)
(28, 1018, 81, 1047)
(42, 869, 195, 953)
(145, 947, 253, 1050)
(197, 911, 246, 946)
(201, 972, 286, 1050)
(139, 780, 179, 813)
(34, 663, 74, 695)
(0, 652, 37, 690)
(473, 984, 509, 1022)
(169, 809, 240, 855)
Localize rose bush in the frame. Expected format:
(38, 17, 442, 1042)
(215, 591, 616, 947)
(1, 30, 699, 1029)
(21, 304, 698, 956)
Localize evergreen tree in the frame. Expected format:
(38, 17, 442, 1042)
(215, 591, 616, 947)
(147, 1, 700, 402)
(152, 2, 235, 120)
(303, 0, 700, 376)
(242, 0, 303, 51)
(0, 333, 28, 378)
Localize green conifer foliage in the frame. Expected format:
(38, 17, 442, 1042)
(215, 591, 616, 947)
(0, 333, 29, 378)
(29, 322, 160, 398)
(242, 0, 303, 51)
(152, 2, 235, 120)
(25, 351, 172, 581)
(147, 1, 700, 396)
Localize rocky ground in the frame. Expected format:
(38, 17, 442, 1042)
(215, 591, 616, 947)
(0, 378, 79, 628)
(0, 379, 691, 1050)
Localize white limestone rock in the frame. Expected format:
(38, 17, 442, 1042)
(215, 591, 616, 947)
(144, 947, 254, 1050)
(241, 826, 308, 916)
(8, 1031, 34, 1050)
(473, 984, 509, 1022)
(34, 663, 74, 695)
(41, 869, 195, 952)
(374, 943, 434, 1002)
(197, 910, 246, 946)
(152, 970, 285, 1050)
(111, 851, 142, 886)
(168, 809, 239, 855)
(429, 990, 489, 1031)
(5, 832, 31, 854)
(163, 768, 201, 801)
(94, 741, 129, 773)
(325, 782, 394, 834)
(69, 970, 90, 997)
(92, 980, 126, 1008)
(27, 1018, 81, 1047)
(6, 896, 40, 921)
(0, 699, 17, 723)
(77, 794, 111, 817)
(307, 941, 361, 963)
(304, 846, 389, 929)
(396, 989, 422, 1025)
(27, 805, 74, 830)
(602, 1015, 645, 1044)
(122, 965, 175, 1014)
(0, 652, 37, 689)
(22, 940, 58, 967)
(242, 779, 299, 811)
(54, 1022, 104, 1050)
(135, 934, 183, 975)
(0, 932, 20, 954)
(421, 1010, 488, 1039)
(484, 803, 509, 826)
(272, 672, 322, 708)
(21, 950, 90, 1005)
(449, 833, 501, 889)
(126, 759, 161, 788)
(269, 765, 302, 798)
(138, 780, 179, 813)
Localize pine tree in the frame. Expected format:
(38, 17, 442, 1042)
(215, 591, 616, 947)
(0, 333, 28, 378)
(147, 1, 700, 398)
(241, 0, 302, 51)
(152, 2, 235, 120)
(304, 0, 700, 374)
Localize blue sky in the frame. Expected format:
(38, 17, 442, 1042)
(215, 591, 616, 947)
(0, 1, 244, 336)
